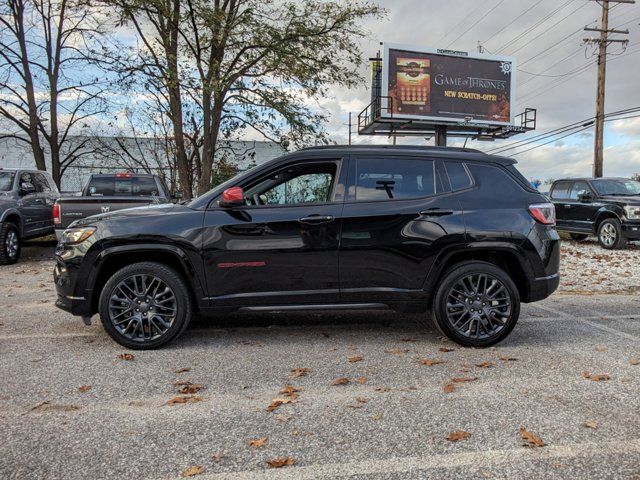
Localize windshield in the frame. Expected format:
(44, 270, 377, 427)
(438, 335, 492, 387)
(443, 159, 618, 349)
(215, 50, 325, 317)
(592, 179, 640, 196)
(0, 172, 15, 191)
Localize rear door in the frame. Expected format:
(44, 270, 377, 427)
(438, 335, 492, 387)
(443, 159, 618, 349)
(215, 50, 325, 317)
(201, 158, 346, 307)
(33, 172, 57, 231)
(339, 155, 466, 304)
(17, 172, 45, 236)
(549, 181, 573, 230)
(565, 181, 598, 232)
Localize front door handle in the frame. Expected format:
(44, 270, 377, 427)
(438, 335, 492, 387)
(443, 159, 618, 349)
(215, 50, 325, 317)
(298, 215, 334, 224)
(420, 208, 454, 217)
(564, 205, 572, 208)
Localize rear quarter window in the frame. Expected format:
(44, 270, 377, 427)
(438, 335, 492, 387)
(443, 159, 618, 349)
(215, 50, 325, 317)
(466, 163, 523, 197)
(443, 161, 472, 191)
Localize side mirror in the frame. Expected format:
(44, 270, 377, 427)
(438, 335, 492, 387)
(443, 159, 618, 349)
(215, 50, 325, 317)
(19, 182, 36, 196)
(220, 186, 244, 208)
(578, 192, 592, 202)
(172, 191, 183, 201)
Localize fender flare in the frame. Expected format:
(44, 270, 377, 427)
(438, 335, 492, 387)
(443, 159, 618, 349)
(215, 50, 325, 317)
(0, 208, 23, 235)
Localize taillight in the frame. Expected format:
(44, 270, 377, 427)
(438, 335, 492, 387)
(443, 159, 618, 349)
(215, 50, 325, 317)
(528, 203, 555, 225)
(53, 203, 61, 224)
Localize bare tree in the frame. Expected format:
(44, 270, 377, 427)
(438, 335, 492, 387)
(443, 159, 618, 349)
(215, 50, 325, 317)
(0, 0, 111, 186)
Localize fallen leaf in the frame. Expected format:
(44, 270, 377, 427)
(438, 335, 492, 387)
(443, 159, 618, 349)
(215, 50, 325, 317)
(30, 401, 80, 412)
(375, 387, 391, 393)
(348, 355, 364, 363)
(267, 397, 294, 412)
(266, 457, 295, 468)
(582, 371, 610, 381)
(332, 377, 350, 386)
(211, 453, 223, 463)
(443, 383, 456, 394)
(177, 383, 204, 394)
(631, 358, 639, 366)
(280, 385, 301, 398)
(439, 347, 455, 352)
(349, 396, 368, 409)
(117, 353, 135, 361)
(357, 377, 367, 384)
(584, 420, 598, 429)
(420, 359, 445, 366)
(451, 377, 478, 383)
(385, 348, 409, 355)
(447, 430, 471, 442)
(520, 427, 545, 447)
(373, 413, 383, 421)
(78, 385, 91, 393)
(249, 437, 268, 449)
(291, 368, 311, 377)
(167, 396, 203, 406)
(275, 414, 291, 422)
(595, 346, 608, 352)
(175, 368, 191, 373)
(475, 361, 495, 369)
(182, 465, 204, 477)
(499, 356, 518, 362)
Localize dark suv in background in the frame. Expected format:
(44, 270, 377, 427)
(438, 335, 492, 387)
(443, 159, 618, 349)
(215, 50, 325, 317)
(549, 177, 640, 249)
(54, 146, 560, 349)
(0, 168, 59, 264)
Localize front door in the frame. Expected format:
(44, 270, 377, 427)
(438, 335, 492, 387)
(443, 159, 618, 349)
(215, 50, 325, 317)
(339, 156, 466, 304)
(17, 172, 46, 236)
(202, 159, 345, 307)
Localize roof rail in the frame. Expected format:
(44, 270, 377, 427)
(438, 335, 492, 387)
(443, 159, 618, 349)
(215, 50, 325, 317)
(299, 145, 486, 154)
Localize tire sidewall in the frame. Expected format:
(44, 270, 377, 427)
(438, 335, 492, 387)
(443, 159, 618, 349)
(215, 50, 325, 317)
(597, 218, 624, 250)
(0, 222, 21, 265)
(99, 262, 192, 349)
(432, 262, 521, 348)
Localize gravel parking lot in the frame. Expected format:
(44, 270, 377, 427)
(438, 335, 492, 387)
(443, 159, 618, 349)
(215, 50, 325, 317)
(1, 240, 639, 479)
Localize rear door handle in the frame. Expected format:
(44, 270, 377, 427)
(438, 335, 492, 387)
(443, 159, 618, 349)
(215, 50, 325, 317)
(298, 215, 334, 224)
(564, 205, 572, 208)
(419, 208, 454, 217)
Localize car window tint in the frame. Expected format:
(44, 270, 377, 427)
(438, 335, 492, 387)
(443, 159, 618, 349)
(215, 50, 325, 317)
(246, 163, 337, 206)
(356, 158, 435, 201)
(569, 181, 590, 200)
(0, 171, 15, 191)
(88, 177, 159, 196)
(444, 161, 472, 191)
(19, 172, 34, 189)
(466, 163, 522, 196)
(550, 181, 571, 200)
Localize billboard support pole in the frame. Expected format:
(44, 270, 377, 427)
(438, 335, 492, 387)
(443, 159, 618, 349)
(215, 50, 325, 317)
(435, 126, 447, 146)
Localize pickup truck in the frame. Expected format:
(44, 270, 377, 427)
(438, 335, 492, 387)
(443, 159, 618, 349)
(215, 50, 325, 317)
(54, 173, 173, 239)
(549, 177, 640, 249)
(0, 168, 59, 265)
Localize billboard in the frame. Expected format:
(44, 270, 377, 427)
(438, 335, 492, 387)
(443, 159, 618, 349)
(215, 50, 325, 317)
(381, 43, 516, 126)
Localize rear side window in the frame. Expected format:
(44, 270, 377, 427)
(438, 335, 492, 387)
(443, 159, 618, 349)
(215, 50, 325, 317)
(444, 161, 472, 190)
(33, 173, 52, 192)
(466, 163, 523, 196)
(88, 176, 160, 196)
(550, 181, 572, 200)
(355, 157, 435, 201)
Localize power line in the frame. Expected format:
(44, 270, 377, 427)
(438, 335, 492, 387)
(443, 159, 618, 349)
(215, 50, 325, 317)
(446, 0, 507, 49)
(435, 2, 489, 46)
(481, 0, 547, 45)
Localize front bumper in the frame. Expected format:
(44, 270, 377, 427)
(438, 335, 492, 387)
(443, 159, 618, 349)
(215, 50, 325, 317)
(53, 251, 93, 317)
(55, 228, 64, 241)
(622, 221, 640, 240)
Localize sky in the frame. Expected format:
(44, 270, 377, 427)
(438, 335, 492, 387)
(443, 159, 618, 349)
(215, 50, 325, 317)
(318, 0, 640, 183)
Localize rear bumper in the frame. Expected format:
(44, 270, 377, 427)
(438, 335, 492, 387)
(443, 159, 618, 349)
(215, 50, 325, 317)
(527, 272, 560, 303)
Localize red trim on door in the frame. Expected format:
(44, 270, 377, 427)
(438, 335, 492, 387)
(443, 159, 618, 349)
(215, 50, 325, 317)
(217, 261, 266, 268)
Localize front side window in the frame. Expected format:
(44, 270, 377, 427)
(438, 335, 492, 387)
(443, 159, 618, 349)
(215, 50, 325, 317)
(0, 172, 15, 191)
(550, 181, 572, 200)
(244, 163, 337, 206)
(569, 181, 591, 200)
(592, 179, 640, 196)
(355, 157, 435, 201)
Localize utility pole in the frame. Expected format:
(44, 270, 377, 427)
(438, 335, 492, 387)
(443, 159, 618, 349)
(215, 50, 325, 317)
(584, 0, 634, 177)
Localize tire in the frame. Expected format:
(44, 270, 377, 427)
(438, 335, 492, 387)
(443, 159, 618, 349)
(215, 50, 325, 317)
(570, 233, 589, 241)
(98, 262, 193, 349)
(597, 218, 626, 250)
(431, 261, 521, 348)
(0, 222, 21, 265)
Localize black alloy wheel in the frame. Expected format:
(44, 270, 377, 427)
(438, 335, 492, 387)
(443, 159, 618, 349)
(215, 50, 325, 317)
(99, 262, 192, 349)
(432, 261, 520, 348)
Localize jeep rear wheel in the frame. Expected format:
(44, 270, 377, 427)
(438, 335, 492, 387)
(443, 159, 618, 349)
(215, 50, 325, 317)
(432, 261, 520, 348)
(0, 222, 20, 265)
(98, 262, 192, 349)
(597, 218, 626, 250)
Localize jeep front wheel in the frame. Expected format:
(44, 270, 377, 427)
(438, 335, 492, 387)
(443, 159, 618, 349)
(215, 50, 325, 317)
(0, 222, 20, 265)
(432, 261, 520, 348)
(98, 262, 193, 349)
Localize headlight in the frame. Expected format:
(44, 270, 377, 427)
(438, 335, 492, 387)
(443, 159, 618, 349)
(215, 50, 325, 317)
(624, 206, 640, 220)
(60, 226, 96, 245)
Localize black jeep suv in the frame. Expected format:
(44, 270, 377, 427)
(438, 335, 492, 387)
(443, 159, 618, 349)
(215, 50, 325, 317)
(549, 177, 640, 249)
(54, 146, 560, 349)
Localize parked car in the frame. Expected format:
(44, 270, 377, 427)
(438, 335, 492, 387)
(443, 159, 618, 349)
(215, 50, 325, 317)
(0, 168, 59, 265)
(53, 173, 173, 239)
(53, 146, 560, 349)
(549, 177, 640, 249)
